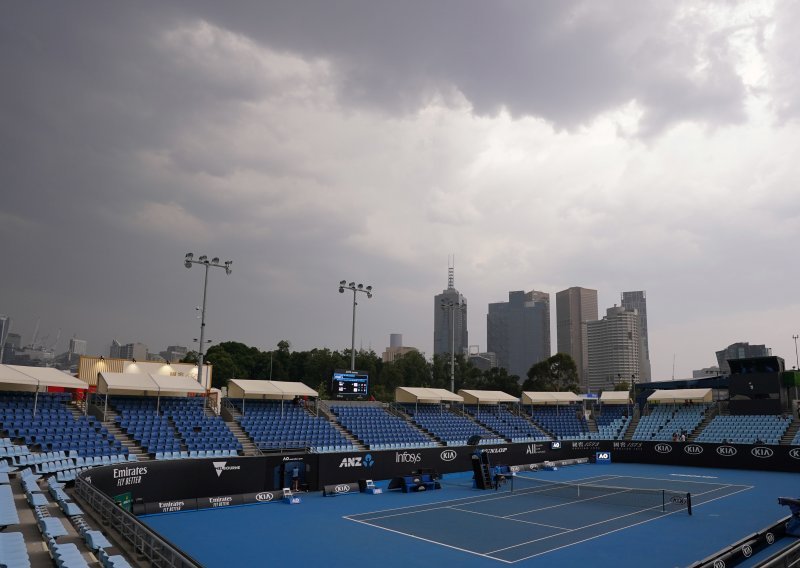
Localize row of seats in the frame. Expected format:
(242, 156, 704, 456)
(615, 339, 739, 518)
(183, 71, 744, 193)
(331, 405, 436, 450)
(632, 404, 709, 441)
(695, 414, 792, 445)
(528, 405, 589, 439)
(463, 405, 548, 443)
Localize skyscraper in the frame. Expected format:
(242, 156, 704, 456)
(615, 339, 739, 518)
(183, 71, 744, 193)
(587, 306, 641, 393)
(621, 291, 651, 381)
(487, 290, 550, 380)
(433, 263, 468, 358)
(715, 342, 771, 375)
(556, 287, 598, 390)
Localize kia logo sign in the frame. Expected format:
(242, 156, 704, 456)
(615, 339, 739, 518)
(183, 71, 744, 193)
(789, 449, 800, 460)
(335, 484, 351, 493)
(255, 492, 274, 502)
(440, 450, 457, 462)
(751, 447, 774, 459)
(654, 444, 673, 454)
(716, 446, 737, 457)
(684, 444, 703, 455)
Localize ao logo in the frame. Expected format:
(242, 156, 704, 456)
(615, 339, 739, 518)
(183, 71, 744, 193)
(684, 444, 703, 455)
(335, 484, 351, 493)
(255, 492, 274, 502)
(742, 545, 753, 558)
(597, 452, 610, 460)
(654, 444, 673, 454)
(440, 450, 457, 462)
(751, 447, 774, 459)
(789, 448, 800, 460)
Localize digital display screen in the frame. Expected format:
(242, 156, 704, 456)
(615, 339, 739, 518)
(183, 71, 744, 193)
(332, 371, 369, 397)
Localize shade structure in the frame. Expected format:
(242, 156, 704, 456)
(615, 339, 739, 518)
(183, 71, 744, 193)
(395, 387, 464, 404)
(0, 365, 87, 390)
(599, 391, 632, 404)
(458, 390, 519, 404)
(647, 388, 713, 404)
(150, 374, 206, 395)
(227, 379, 318, 400)
(521, 391, 582, 405)
(97, 372, 158, 394)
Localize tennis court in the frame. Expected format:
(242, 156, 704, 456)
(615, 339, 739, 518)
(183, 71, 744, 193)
(142, 463, 796, 567)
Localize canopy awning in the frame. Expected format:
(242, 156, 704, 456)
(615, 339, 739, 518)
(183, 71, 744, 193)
(647, 388, 713, 403)
(599, 391, 631, 404)
(521, 391, 582, 405)
(227, 379, 318, 400)
(97, 372, 158, 394)
(395, 387, 464, 403)
(151, 374, 206, 394)
(0, 365, 87, 390)
(458, 389, 519, 404)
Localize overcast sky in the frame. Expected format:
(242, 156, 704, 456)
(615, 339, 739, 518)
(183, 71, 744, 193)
(2, 1, 800, 380)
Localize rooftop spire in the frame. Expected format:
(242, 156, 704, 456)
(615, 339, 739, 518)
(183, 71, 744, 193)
(448, 254, 455, 289)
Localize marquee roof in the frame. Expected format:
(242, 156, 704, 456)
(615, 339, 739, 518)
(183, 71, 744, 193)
(97, 372, 206, 395)
(599, 391, 631, 404)
(227, 379, 318, 400)
(0, 365, 87, 390)
(395, 387, 464, 403)
(647, 388, 713, 403)
(458, 389, 519, 404)
(521, 391, 582, 405)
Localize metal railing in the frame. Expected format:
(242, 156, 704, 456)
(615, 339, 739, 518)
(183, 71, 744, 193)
(74, 475, 202, 568)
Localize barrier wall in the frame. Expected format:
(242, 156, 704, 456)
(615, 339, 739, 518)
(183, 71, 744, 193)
(79, 440, 800, 515)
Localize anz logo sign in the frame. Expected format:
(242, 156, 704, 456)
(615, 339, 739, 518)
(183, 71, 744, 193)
(716, 446, 737, 457)
(440, 450, 457, 462)
(338, 453, 375, 468)
(684, 444, 703, 455)
(751, 447, 774, 459)
(654, 443, 673, 454)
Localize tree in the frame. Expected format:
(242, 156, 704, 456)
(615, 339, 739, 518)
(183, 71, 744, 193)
(523, 353, 580, 393)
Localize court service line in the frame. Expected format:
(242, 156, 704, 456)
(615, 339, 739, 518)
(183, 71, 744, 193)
(447, 505, 571, 531)
(345, 516, 515, 564)
(504, 488, 641, 518)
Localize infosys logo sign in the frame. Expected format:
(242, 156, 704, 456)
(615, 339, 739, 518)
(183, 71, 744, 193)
(654, 444, 673, 454)
(440, 450, 457, 462)
(396, 452, 422, 464)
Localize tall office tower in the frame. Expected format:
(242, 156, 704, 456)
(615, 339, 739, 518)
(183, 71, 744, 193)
(433, 263, 468, 357)
(621, 291, 651, 381)
(109, 339, 122, 359)
(715, 342, 771, 375)
(68, 338, 87, 356)
(556, 287, 598, 390)
(160, 345, 189, 364)
(487, 290, 551, 380)
(382, 334, 418, 363)
(587, 306, 641, 393)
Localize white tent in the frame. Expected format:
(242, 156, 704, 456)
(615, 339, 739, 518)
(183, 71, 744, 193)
(458, 390, 519, 404)
(0, 365, 88, 416)
(395, 387, 464, 404)
(227, 379, 319, 416)
(97, 371, 208, 415)
(521, 391, 582, 405)
(599, 391, 631, 404)
(647, 388, 713, 404)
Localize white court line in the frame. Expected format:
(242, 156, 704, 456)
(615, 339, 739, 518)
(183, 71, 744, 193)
(504, 488, 643, 518)
(345, 474, 620, 523)
(346, 516, 515, 564)
(448, 505, 570, 531)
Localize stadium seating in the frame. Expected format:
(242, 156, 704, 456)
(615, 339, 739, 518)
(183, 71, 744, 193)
(528, 405, 589, 439)
(0, 531, 31, 568)
(631, 403, 709, 441)
(330, 404, 436, 450)
(400, 404, 504, 446)
(695, 414, 792, 445)
(463, 405, 548, 443)
(586, 405, 632, 440)
(160, 397, 242, 455)
(233, 399, 354, 453)
(0, 391, 125, 458)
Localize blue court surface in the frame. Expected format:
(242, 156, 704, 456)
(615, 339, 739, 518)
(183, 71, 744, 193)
(141, 463, 800, 567)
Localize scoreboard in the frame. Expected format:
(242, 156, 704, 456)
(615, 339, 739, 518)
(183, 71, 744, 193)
(332, 371, 369, 398)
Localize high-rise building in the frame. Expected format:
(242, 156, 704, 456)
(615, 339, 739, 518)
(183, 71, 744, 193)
(110, 340, 148, 361)
(381, 334, 418, 363)
(487, 290, 551, 380)
(621, 291, 651, 381)
(587, 306, 641, 393)
(160, 345, 189, 364)
(556, 286, 598, 389)
(68, 338, 87, 356)
(715, 342, 771, 375)
(433, 264, 468, 358)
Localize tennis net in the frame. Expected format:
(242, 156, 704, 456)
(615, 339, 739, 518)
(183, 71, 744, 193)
(510, 475, 692, 515)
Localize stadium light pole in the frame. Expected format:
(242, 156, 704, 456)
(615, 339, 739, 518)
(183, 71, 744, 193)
(338, 281, 373, 371)
(184, 253, 232, 388)
(793, 334, 799, 371)
(441, 298, 466, 393)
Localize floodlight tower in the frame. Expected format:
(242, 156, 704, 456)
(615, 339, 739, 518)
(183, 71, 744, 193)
(338, 280, 373, 371)
(184, 253, 232, 387)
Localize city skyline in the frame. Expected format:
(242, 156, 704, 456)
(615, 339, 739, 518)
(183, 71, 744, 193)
(3, 3, 800, 380)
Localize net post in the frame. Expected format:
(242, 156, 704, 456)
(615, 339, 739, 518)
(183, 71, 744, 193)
(661, 490, 665, 513)
(686, 492, 692, 515)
